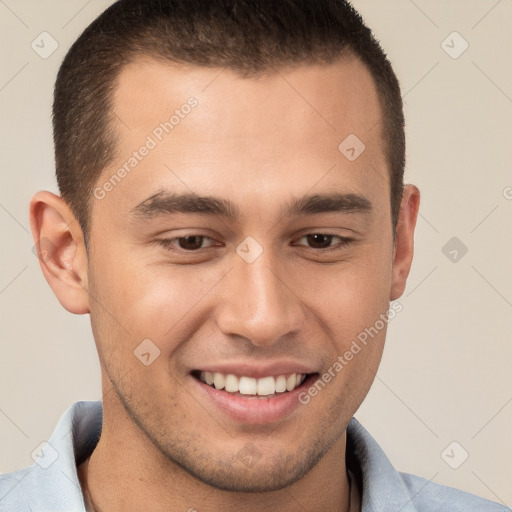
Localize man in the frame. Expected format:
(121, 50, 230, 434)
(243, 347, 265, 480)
(0, 1, 507, 511)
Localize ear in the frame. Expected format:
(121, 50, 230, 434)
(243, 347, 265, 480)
(390, 184, 420, 301)
(29, 191, 90, 314)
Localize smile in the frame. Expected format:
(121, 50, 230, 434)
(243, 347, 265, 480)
(196, 371, 307, 398)
(191, 369, 318, 424)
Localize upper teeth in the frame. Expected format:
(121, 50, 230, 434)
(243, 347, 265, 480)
(199, 372, 306, 395)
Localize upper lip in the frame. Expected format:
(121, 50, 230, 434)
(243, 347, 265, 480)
(192, 361, 317, 379)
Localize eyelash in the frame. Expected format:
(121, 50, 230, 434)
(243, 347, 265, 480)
(156, 233, 354, 253)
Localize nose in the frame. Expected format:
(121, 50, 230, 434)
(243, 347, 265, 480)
(214, 249, 305, 347)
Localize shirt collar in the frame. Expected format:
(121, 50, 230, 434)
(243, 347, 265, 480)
(346, 417, 419, 512)
(8, 401, 102, 512)
(13, 400, 419, 512)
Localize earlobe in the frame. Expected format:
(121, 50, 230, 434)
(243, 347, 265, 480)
(29, 191, 90, 314)
(390, 184, 420, 301)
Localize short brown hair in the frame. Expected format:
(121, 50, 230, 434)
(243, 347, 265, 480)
(53, 0, 405, 243)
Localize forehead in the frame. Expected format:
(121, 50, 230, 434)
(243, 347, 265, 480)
(112, 54, 383, 142)
(93, 55, 389, 226)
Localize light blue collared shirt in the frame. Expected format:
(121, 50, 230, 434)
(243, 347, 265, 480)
(0, 401, 508, 511)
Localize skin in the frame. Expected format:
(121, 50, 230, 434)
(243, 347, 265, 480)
(30, 54, 419, 512)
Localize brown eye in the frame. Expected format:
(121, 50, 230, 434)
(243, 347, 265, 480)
(157, 234, 217, 252)
(177, 236, 206, 251)
(295, 233, 353, 251)
(305, 234, 335, 249)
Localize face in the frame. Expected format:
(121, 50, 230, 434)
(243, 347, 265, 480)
(85, 55, 401, 492)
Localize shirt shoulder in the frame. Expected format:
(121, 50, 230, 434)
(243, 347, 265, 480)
(0, 459, 91, 512)
(347, 417, 509, 512)
(0, 469, 32, 512)
(400, 472, 509, 512)
(0, 401, 102, 512)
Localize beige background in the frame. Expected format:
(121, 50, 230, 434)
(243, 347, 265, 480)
(1, 0, 511, 506)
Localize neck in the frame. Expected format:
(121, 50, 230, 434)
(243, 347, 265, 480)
(78, 396, 352, 512)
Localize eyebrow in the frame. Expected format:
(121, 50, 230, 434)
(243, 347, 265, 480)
(130, 191, 372, 222)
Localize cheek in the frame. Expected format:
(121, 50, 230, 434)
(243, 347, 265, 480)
(89, 244, 226, 351)
(300, 248, 393, 338)
(300, 264, 392, 416)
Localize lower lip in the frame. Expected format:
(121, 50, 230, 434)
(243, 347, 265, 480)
(192, 375, 315, 425)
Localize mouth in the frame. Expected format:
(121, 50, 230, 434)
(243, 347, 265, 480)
(190, 370, 319, 424)
(192, 370, 310, 398)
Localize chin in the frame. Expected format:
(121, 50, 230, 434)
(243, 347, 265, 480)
(184, 461, 308, 493)
(162, 437, 333, 493)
